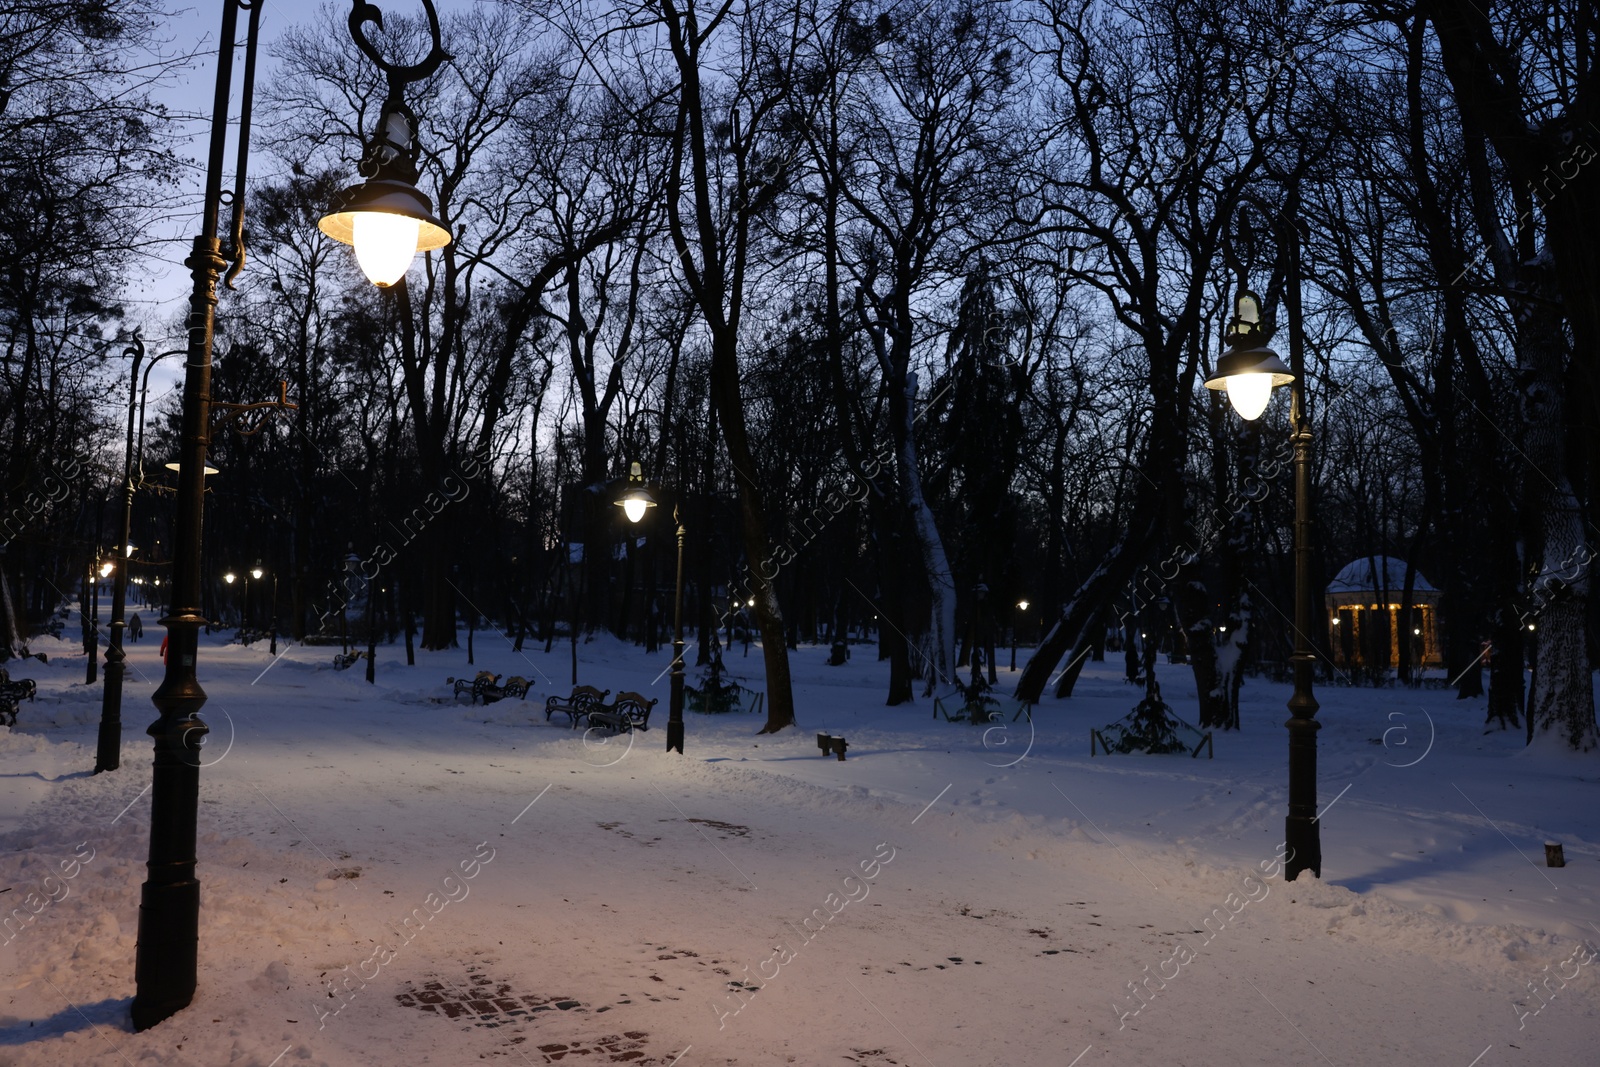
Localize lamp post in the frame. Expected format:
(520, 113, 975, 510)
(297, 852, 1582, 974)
(134, 0, 446, 1031)
(96, 334, 182, 774)
(250, 562, 263, 633)
(616, 463, 685, 754)
(1011, 599, 1028, 671)
(1204, 279, 1319, 881)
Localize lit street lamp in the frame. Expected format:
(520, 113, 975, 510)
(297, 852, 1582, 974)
(316, 4, 451, 285)
(134, 0, 445, 1032)
(250, 561, 264, 633)
(616, 462, 686, 754)
(1011, 599, 1029, 671)
(1205, 278, 1320, 881)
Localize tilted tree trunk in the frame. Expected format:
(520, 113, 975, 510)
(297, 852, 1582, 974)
(1016, 491, 1158, 704)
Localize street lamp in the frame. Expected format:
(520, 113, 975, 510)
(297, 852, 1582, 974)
(250, 561, 263, 632)
(615, 463, 685, 754)
(316, 5, 451, 285)
(1011, 599, 1029, 671)
(134, 1, 443, 1032)
(1205, 281, 1319, 881)
(616, 462, 657, 524)
(99, 329, 185, 764)
(269, 570, 279, 655)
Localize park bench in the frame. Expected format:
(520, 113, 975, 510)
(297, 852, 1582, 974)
(545, 685, 609, 726)
(479, 675, 532, 704)
(333, 650, 364, 670)
(584, 691, 658, 734)
(449, 671, 500, 704)
(0, 669, 36, 729)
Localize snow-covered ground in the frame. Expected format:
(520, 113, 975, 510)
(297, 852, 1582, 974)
(2, 619, 1598, 1066)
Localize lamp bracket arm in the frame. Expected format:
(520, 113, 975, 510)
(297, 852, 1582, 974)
(223, 0, 267, 291)
(346, 1, 450, 107)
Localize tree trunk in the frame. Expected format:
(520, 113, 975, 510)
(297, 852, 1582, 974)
(1521, 312, 1597, 750)
(1018, 505, 1156, 704)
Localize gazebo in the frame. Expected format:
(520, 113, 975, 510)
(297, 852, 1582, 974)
(1325, 555, 1442, 669)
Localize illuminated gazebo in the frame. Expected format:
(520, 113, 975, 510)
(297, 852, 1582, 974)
(1325, 556, 1442, 669)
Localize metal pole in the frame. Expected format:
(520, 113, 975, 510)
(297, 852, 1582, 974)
(96, 335, 150, 773)
(1282, 197, 1321, 881)
(668, 504, 686, 754)
(131, 0, 254, 1031)
(1010, 605, 1017, 672)
(83, 555, 96, 684)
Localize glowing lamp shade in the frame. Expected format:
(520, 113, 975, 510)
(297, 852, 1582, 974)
(1222, 372, 1275, 420)
(1204, 344, 1293, 422)
(353, 211, 421, 286)
(613, 461, 657, 523)
(319, 179, 451, 289)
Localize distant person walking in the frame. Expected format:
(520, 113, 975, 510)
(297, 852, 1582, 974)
(160, 633, 169, 666)
(129, 613, 143, 642)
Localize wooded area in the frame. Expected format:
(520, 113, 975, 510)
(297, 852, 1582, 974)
(3, 0, 1596, 748)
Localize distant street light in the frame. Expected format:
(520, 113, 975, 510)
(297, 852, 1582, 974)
(249, 562, 264, 632)
(100, 334, 179, 777)
(616, 463, 685, 754)
(1011, 599, 1029, 671)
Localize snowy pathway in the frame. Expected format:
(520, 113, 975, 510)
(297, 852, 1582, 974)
(1, 627, 1597, 1065)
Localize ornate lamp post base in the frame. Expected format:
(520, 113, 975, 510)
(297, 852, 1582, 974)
(131, 704, 207, 1030)
(1283, 713, 1322, 880)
